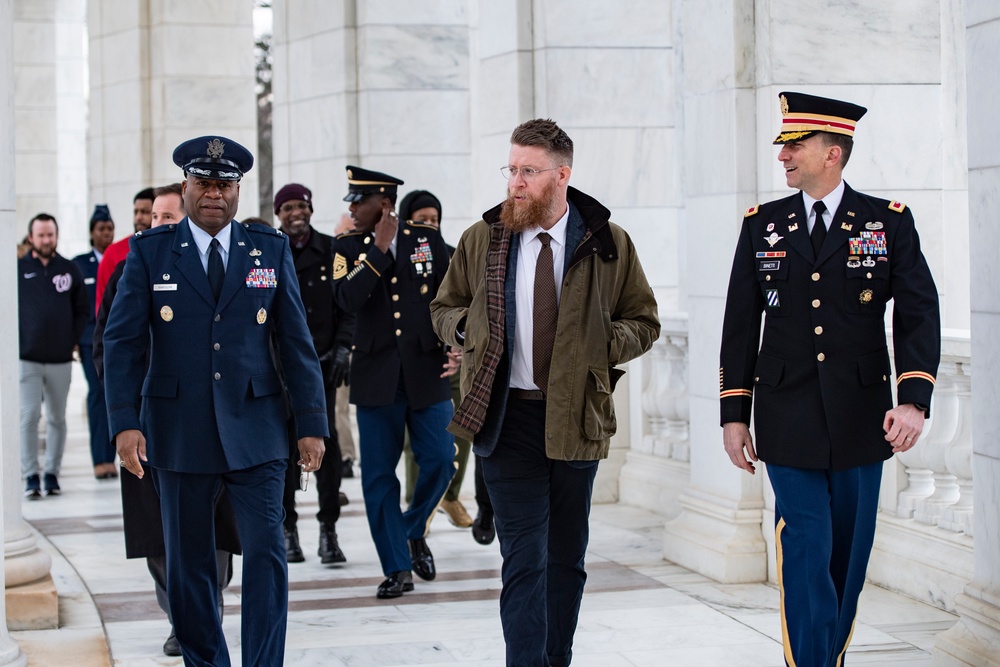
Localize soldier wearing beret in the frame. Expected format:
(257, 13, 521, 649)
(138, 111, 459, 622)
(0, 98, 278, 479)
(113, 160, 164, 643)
(331, 166, 456, 599)
(274, 182, 354, 566)
(719, 93, 941, 666)
(104, 136, 328, 665)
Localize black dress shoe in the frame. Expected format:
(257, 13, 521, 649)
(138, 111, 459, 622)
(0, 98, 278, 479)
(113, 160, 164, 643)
(472, 510, 496, 545)
(376, 570, 413, 599)
(163, 630, 181, 656)
(341, 457, 354, 478)
(408, 538, 436, 581)
(318, 521, 346, 564)
(284, 525, 305, 563)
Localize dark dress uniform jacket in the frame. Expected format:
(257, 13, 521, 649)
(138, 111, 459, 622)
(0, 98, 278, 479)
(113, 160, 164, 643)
(293, 227, 355, 389)
(71, 249, 100, 346)
(103, 220, 328, 474)
(720, 183, 940, 471)
(331, 220, 451, 410)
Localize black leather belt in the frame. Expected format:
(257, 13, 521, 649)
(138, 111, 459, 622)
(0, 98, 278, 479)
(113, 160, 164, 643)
(509, 389, 545, 401)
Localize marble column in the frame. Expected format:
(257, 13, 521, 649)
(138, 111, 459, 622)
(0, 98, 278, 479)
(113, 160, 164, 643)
(2, 0, 49, 658)
(933, 3, 1000, 664)
(88, 0, 259, 235)
(271, 0, 470, 235)
(661, 0, 768, 583)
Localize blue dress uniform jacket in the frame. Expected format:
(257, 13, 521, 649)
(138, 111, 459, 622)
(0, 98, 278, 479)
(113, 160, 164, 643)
(719, 183, 940, 471)
(103, 219, 328, 473)
(71, 249, 100, 345)
(331, 220, 452, 410)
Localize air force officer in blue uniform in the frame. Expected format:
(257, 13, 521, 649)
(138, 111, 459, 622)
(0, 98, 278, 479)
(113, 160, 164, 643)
(103, 136, 328, 667)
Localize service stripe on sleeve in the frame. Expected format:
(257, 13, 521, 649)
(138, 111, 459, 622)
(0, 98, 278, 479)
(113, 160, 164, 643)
(896, 371, 935, 386)
(720, 388, 753, 399)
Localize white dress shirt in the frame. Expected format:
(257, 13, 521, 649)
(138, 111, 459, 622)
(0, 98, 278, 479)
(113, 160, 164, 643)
(188, 218, 232, 273)
(510, 206, 570, 390)
(802, 179, 845, 233)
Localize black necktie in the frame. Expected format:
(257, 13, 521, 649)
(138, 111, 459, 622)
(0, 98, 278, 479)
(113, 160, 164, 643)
(208, 238, 225, 302)
(810, 200, 828, 257)
(533, 232, 558, 393)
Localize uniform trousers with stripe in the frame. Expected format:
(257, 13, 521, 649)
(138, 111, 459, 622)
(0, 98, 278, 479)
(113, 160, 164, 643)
(355, 382, 455, 575)
(767, 461, 882, 667)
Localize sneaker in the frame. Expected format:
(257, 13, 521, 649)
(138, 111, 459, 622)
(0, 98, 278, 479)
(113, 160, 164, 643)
(43, 473, 61, 496)
(24, 475, 41, 500)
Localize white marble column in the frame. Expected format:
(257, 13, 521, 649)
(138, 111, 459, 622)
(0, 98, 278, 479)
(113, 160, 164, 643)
(661, 0, 768, 582)
(933, 3, 1000, 664)
(1, 0, 43, 661)
(272, 0, 470, 236)
(88, 0, 259, 234)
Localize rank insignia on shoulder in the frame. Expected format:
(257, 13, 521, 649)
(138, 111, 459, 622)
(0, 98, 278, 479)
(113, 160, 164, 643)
(744, 204, 760, 217)
(888, 200, 906, 213)
(333, 253, 348, 280)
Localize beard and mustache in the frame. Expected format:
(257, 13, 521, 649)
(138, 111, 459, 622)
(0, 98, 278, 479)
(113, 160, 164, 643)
(499, 176, 560, 233)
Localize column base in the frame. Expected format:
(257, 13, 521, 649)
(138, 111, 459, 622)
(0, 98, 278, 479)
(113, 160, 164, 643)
(662, 485, 767, 583)
(5, 573, 58, 631)
(934, 586, 1000, 666)
(618, 451, 689, 518)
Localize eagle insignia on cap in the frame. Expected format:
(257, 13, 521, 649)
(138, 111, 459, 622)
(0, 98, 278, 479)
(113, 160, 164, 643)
(780, 95, 789, 115)
(346, 169, 353, 179)
(207, 138, 225, 158)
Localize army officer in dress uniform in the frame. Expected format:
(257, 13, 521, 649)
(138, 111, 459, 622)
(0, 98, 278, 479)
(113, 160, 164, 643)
(719, 93, 940, 667)
(331, 166, 456, 599)
(104, 136, 328, 667)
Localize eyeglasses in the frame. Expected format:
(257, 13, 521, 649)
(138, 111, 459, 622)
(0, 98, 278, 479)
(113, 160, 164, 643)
(500, 165, 561, 180)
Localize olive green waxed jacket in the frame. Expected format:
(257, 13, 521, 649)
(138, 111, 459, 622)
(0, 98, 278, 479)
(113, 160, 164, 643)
(430, 187, 660, 461)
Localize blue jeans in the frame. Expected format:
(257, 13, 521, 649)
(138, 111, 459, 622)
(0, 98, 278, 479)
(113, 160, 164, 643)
(480, 397, 598, 667)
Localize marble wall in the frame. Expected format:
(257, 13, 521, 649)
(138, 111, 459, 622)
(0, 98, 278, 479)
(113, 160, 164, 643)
(934, 2, 1000, 663)
(88, 0, 259, 240)
(271, 0, 471, 236)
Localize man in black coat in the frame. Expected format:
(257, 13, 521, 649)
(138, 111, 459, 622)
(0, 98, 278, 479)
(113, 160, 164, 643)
(331, 166, 456, 599)
(720, 92, 941, 666)
(274, 182, 354, 565)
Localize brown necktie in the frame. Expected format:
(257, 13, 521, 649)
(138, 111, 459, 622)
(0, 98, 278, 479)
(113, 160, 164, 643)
(533, 232, 558, 393)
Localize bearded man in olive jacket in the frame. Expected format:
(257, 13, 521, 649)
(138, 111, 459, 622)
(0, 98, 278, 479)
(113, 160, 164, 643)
(430, 118, 660, 667)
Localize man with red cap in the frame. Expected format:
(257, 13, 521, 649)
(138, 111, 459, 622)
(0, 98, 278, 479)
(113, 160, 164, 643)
(274, 182, 354, 566)
(720, 92, 940, 666)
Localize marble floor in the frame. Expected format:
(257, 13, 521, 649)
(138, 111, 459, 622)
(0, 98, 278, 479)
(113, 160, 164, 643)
(11, 404, 957, 666)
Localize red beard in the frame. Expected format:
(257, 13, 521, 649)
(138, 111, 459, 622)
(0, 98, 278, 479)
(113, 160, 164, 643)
(499, 178, 559, 233)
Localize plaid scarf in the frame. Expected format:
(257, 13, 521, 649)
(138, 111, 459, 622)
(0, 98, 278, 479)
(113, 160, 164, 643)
(450, 220, 511, 435)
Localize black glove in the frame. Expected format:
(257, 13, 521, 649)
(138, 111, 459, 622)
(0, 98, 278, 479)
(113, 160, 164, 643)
(327, 345, 351, 388)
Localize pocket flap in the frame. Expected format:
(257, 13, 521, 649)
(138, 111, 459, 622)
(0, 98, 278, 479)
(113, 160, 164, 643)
(588, 366, 612, 394)
(857, 348, 891, 386)
(753, 354, 784, 387)
(141, 375, 178, 398)
(250, 372, 283, 398)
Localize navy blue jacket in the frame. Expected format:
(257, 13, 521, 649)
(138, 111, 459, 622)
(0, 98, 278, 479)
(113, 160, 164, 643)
(103, 219, 328, 474)
(71, 249, 100, 347)
(18, 252, 89, 363)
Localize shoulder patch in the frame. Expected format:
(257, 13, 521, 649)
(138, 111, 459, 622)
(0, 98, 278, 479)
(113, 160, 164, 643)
(744, 204, 760, 218)
(888, 200, 906, 213)
(333, 253, 348, 279)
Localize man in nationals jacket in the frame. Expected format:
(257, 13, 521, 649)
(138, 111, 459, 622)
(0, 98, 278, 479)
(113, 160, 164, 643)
(719, 93, 940, 667)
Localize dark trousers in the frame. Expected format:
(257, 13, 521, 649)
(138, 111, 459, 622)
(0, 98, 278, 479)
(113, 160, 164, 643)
(355, 391, 455, 575)
(154, 460, 287, 667)
(474, 453, 493, 515)
(79, 345, 114, 466)
(767, 461, 882, 667)
(283, 385, 343, 528)
(480, 398, 598, 667)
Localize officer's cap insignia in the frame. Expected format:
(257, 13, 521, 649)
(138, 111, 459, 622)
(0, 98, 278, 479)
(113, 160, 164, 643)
(346, 169, 353, 179)
(333, 253, 348, 280)
(866, 221, 883, 230)
(840, 223, 853, 231)
(780, 94, 789, 115)
(744, 204, 760, 217)
(206, 138, 225, 158)
(256, 308, 267, 325)
(888, 200, 906, 213)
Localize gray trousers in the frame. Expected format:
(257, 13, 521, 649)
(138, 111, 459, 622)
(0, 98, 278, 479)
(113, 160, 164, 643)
(19, 360, 72, 478)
